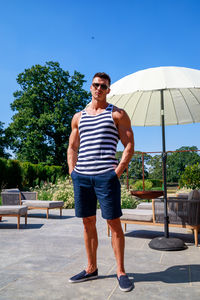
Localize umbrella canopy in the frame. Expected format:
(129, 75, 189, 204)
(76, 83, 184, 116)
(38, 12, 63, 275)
(108, 66, 200, 126)
(107, 66, 200, 250)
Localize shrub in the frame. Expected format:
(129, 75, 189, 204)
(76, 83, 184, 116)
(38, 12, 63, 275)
(0, 158, 63, 190)
(6, 159, 23, 189)
(32, 178, 74, 208)
(32, 179, 138, 210)
(179, 163, 200, 190)
(132, 179, 153, 191)
(121, 186, 139, 209)
(0, 158, 7, 189)
(21, 162, 63, 188)
(149, 179, 163, 188)
(52, 180, 74, 208)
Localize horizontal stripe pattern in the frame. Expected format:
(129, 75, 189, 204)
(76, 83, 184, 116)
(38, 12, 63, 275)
(74, 104, 119, 175)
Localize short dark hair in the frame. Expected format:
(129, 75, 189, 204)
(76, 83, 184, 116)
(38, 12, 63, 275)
(92, 72, 111, 86)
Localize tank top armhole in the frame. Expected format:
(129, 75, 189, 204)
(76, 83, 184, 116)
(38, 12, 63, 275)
(78, 110, 84, 129)
(110, 105, 119, 133)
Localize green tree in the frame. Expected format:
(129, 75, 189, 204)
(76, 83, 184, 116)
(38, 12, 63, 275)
(166, 146, 200, 182)
(147, 146, 200, 183)
(116, 151, 151, 182)
(0, 121, 9, 158)
(7, 62, 90, 170)
(179, 163, 200, 190)
(129, 152, 151, 181)
(147, 154, 163, 180)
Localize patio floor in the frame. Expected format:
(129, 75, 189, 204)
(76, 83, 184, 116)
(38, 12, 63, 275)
(0, 209, 200, 300)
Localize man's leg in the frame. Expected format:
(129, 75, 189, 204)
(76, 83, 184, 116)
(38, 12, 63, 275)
(83, 215, 98, 273)
(107, 217, 125, 277)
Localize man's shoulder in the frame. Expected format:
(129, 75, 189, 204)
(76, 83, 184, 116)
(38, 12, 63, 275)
(111, 104, 131, 126)
(72, 111, 82, 125)
(112, 105, 127, 118)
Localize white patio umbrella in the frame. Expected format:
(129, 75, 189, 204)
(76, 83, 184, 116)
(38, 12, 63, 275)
(108, 66, 200, 250)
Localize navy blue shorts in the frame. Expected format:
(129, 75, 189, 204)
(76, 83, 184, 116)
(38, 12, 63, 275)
(71, 169, 122, 220)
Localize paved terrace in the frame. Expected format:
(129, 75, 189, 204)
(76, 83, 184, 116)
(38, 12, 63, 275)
(0, 209, 200, 300)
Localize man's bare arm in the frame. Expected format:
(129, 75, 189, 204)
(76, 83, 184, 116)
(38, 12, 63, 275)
(113, 108, 134, 178)
(67, 112, 81, 175)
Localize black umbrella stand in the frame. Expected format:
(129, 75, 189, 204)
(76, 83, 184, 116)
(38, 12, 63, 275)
(149, 90, 187, 251)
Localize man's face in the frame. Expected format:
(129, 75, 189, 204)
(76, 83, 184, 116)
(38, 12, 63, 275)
(90, 77, 110, 101)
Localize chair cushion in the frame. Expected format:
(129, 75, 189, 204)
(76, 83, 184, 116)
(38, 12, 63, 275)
(22, 200, 64, 208)
(188, 190, 200, 201)
(0, 205, 27, 215)
(2, 188, 20, 192)
(121, 209, 153, 222)
(137, 202, 152, 210)
(176, 193, 189, 199)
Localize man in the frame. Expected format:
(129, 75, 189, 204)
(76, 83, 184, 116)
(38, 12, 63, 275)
(67, 72, 134, 292)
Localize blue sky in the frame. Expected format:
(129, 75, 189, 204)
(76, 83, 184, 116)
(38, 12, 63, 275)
(0, 0, 200, 154)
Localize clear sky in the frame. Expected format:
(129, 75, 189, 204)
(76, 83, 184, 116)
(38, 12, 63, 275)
(0, 0, 200, 154)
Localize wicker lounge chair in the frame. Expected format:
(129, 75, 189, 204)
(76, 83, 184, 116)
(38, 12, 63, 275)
(0, 192, 28, 229)
(1, 189, 64, 219)
(107, 190, 200, 246)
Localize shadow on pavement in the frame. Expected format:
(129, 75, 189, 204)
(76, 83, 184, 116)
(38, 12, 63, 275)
(97, 264, 200, 284)
(0, 222, 44, 229)
(27, 214, 74, 219)
(125, 229, 198, 245)
(128, 264, 200, 283)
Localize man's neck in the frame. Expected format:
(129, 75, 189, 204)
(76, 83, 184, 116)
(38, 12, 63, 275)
(90, 98, 108, 110)
(86, 99, 109, 115)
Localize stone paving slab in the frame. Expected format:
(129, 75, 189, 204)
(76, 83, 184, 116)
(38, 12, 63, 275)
(0, 209, 200, 299)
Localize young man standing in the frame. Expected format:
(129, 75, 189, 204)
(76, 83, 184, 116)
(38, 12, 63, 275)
(67, 72, 134, 292)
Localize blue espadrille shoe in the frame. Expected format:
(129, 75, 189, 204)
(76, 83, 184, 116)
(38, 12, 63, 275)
(69, 269, 98, 283)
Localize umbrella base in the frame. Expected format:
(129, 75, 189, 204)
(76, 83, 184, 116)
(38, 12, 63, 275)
(149, 237, 187, 251)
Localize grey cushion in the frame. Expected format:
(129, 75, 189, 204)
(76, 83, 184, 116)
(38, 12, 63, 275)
(0, 205, 27, 215)
(2, 188, 20, 192)
(176, 193, 189, 199)
(188, 190, 200, 201)
(121, 209, 153, 222)
(137, 202, 152, 210)
(22, 200, 64, 208)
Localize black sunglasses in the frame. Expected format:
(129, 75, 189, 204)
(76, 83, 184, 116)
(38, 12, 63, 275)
(92, 83, 109, 90)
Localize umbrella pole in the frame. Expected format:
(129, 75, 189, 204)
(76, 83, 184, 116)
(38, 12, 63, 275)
(149, 90, 186, 251)
(160, 89, 169, 238)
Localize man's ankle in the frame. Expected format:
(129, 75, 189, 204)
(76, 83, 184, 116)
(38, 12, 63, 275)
(86, 266, 97, 273)
(117, 271, 126, 278)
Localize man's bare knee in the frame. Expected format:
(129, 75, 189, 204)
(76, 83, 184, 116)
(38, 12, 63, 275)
(83, 216, 96, 230)
(107, 218, 123, 233)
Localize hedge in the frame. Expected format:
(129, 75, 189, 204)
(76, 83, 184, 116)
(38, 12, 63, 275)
(0, 158, 63, 190)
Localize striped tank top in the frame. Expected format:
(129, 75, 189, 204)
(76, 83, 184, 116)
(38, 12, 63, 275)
(74, 104, 119, 175)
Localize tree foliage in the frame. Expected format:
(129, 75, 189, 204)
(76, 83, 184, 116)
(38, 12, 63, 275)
(166, 146, 200, 182)
(129, 152, 151, 181)
(116, 151, 151, 181)
(179, 163, 200, 190)
(147, 154, 163, 180)
(7, 62, 90, 170)
(0, 121, 9, 158)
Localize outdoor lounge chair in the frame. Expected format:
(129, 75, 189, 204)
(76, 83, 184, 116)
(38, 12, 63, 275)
(0, 192, 28, 229)
(1, 189, 64, 219)
(107, 190, 200, 246)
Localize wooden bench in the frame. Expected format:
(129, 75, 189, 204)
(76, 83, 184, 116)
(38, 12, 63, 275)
(1, 190, 64, 219)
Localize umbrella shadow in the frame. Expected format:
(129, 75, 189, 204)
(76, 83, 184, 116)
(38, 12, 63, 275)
(127, 264, 200, 284)
(125, 229, 196, 245)
(98, 264, 200, 285)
